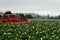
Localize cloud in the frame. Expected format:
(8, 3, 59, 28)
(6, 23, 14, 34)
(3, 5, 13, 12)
(0, 0, 60, 15)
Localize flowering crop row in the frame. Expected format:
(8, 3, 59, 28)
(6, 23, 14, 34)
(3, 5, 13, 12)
(0, 20, 60, 40)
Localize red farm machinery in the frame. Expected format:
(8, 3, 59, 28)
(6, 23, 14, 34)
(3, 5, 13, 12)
(0, 14, 31, 22)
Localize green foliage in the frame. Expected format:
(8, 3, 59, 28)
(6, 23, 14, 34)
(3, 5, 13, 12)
(58, 15, 60, 19)
(0, 20, 60, 40)
(0, 14, 2, 18)
(19, 13, 24, 18)
(25, 14, 33, 19)
(3, 11, 12, 17)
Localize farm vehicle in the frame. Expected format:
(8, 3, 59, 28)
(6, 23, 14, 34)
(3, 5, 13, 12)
(0, 14, 31, 22)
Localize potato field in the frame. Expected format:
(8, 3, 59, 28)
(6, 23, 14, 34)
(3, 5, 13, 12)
(0, 19, 60, 40)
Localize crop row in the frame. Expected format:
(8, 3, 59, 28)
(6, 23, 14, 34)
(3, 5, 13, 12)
(0, 20, 60, 40)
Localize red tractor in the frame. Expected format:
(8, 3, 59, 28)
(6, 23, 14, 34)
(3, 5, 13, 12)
(0, 14, 31, 22)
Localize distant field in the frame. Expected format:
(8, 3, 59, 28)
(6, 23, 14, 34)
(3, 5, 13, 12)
(0, 19, 60, 40)
(31, 19, 60, 21)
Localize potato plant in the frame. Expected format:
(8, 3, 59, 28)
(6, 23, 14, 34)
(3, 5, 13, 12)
(0, 20, 60, 40)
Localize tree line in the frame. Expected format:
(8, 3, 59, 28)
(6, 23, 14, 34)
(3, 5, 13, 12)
(0, 11, 33, 19)
(0, 11, 60, 19)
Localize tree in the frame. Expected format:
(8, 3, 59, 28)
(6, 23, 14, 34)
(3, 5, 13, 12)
(47, 14, 49, 19)
(58, 15, 60, 19)
(3, 11, 12, 17)
(25, 14, 32, 18)
(19, 13, 25, 18)
(0, 14, 2, 18)
(16, 13, 19, 15)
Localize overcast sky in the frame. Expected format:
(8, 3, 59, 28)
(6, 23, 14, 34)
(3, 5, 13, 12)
(0, 0, 60, 16)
